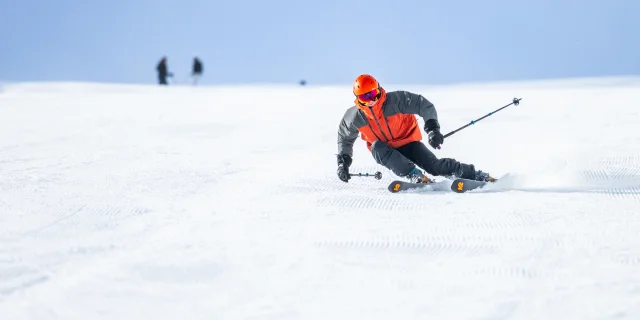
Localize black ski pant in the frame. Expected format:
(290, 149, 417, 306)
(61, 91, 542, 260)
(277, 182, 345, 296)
(370, 140, 476, 180)
(158, 75, 168, 85)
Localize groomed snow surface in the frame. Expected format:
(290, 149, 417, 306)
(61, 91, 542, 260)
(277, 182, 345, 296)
(2, 78, 640, 319)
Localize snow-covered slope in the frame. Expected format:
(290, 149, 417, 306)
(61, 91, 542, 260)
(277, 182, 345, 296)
(1, 79, 640, 319)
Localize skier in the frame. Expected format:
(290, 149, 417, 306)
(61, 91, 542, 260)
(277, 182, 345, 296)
(192, 57, 203, 85)
(156, 57, 173, 85)
(336, 74, 496, 184)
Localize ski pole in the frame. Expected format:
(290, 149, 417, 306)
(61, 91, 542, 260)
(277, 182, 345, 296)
(443, 97, 522, 139)
(350, 171, 382, 180)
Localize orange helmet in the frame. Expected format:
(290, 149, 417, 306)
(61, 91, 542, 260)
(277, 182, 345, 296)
(353, 74, 380, 95)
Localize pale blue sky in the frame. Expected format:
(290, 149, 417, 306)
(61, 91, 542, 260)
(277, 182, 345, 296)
(1, 0, 639, 85)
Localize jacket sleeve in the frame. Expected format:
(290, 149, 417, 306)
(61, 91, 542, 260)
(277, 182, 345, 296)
(398, 91, 438, 121)
(337, 108, 360, 157)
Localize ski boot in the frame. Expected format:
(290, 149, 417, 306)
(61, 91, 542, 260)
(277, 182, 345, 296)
(407, 167, 433, 184)
(475, 170, 497, 182)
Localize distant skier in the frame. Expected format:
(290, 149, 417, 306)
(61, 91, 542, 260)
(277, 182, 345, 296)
(156, 57, 173, 85)
(192, 57, 203, 85)
(336, 74, 496, 184)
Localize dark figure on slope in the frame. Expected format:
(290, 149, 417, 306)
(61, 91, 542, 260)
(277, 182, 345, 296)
(192, 57, 203, 85)
(336, 74, 497, 184)
(156, 57, 173, 85)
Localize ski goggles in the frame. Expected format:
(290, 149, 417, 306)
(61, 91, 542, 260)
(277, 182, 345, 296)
(356, 88, 381, 103)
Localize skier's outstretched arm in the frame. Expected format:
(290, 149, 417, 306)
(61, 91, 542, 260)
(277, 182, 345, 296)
(337, 108, 360, 158)
(336, 108, 359, 182)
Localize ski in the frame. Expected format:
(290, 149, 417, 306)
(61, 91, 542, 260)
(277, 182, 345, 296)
(450, 178, 488, 193)
(387, 180, 438, 193)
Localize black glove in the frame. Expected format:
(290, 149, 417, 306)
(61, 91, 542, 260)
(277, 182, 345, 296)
(336, 154, 352, 182)
(424, 119, 444, 149)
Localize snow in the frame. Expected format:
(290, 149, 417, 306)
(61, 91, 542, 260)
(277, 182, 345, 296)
(1, 78, 640, 319)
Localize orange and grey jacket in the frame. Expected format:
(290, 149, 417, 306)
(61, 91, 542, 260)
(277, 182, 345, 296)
(337, 89, 438, 156)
